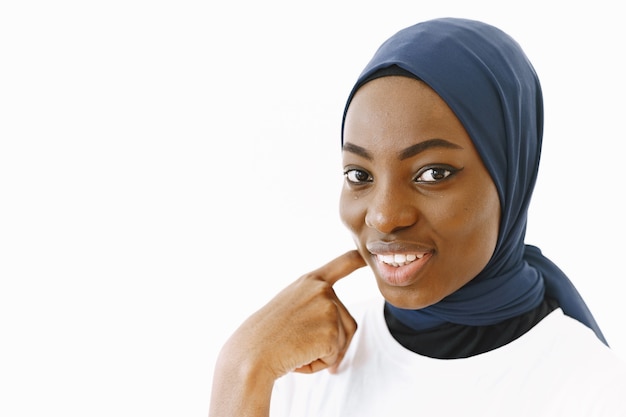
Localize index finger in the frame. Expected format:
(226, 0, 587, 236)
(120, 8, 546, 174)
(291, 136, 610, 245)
(312, 250, 366, 285)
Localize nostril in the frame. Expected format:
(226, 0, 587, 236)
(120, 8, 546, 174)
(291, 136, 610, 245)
(365, 208, 418, 234)
(364, 211, 384, 230)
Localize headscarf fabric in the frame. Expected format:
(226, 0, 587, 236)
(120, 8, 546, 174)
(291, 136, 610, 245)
(341, 18, 607, 344)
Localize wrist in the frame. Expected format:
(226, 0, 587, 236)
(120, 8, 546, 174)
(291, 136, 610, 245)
(209, 342, 276, 417)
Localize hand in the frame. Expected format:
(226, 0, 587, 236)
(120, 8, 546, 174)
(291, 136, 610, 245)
(209, 250, 366, 417)
(231, 249, 366, 378)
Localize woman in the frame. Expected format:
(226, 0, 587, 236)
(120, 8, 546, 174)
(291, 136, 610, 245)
(210, 18, 626, 416)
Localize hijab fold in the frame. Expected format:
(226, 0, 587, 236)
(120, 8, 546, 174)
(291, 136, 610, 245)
(341, 18, 607, 345)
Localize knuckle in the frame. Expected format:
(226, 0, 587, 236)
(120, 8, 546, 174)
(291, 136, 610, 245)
(346, 317, 358, 333)
(321, 339, 340, 358)
(320, 300, 338, 316)
(307, 276, 335, 297)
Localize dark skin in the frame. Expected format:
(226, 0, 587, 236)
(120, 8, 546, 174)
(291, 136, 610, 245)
(209, 251, 366, 417)
(209, 76, 501, 416)
(340, 76, 501, 310)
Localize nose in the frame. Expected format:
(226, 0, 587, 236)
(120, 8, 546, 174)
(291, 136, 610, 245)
(364, 185, 419, 234)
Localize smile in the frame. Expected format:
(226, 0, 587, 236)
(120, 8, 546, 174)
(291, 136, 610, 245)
(377, 253, 425, 267)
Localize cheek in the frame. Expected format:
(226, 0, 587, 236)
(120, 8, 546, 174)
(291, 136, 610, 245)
(426, 179, 499, 243)
(339, 188, 364, 234)
(472, 184, 501, 241)
(449, 187, 500, 258)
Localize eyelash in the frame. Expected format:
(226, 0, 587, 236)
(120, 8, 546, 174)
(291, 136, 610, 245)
(343, 165, 460, 185)
(344, 168, 373, 184)
(414, 166, 459, 183)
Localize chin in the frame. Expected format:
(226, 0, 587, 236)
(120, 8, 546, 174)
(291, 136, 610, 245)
(377, 285, 438, 310)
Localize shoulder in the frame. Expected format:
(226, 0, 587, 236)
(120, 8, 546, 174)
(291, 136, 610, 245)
(496, 309, 626, 412)
(518, 308, 623, 366)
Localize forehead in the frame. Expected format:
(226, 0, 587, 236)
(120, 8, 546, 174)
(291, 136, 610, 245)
(343, 76, 474, 153)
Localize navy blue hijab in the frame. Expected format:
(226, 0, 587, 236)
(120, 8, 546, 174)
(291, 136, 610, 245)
(341, 18, 607, 344)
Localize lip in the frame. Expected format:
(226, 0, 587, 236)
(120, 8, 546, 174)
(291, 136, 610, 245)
(366, 241, 433, 286)
(366, 240, 432, 255)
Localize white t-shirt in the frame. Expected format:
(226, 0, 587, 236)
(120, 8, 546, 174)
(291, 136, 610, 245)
(270, 298, 626, 416)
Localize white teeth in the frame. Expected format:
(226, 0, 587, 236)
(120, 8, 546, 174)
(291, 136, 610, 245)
(377, 253, 423, 267)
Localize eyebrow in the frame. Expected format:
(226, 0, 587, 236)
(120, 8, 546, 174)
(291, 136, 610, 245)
(342, 138, 463, 161)
(398, 138, 463, 160)
(342, 142, 373, 160)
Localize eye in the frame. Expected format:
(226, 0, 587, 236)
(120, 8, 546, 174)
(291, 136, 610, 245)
(344, 168, 373, 184)
(414, 166, 458, 183)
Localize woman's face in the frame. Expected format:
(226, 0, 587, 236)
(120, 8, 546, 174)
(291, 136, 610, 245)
(340, 76, 501, 310)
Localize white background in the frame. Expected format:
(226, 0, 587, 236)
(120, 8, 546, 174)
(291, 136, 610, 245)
(1, 1, 624, 415)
